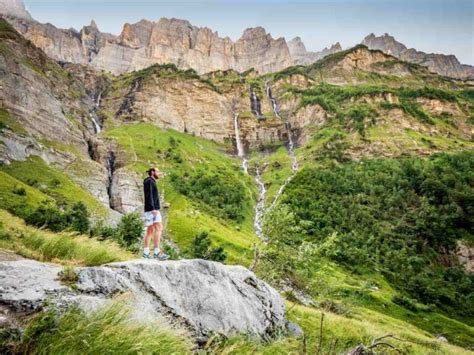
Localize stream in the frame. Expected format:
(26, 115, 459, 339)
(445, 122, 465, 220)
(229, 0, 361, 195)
(90, 91, 102, 134)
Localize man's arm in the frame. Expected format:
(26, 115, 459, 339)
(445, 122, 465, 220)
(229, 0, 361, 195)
(145, 179, 157, 211)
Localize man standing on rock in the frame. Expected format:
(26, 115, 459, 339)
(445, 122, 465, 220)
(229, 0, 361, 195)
(143, 167, 169, 260)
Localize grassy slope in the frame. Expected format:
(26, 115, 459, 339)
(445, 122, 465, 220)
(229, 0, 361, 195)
(0, 171, 51, 213)
(104, 122, 258, 265)
(210, 302, 471, 354)
(0, 156, 108, 218)
(0, 210, 133, 265)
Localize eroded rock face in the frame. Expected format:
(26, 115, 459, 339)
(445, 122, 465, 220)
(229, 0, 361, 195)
(457, 242, 474, 273)
(0, 0, 32, 20)
(362, 33, 474, 79)
(0, 259, 287, 340)
(288, 37, 342, 65)
(110, 168, 143, 213)
(2, 2, 339, 76)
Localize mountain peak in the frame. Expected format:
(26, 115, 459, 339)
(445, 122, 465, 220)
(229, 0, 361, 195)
(89, 19, 98, 29)
(240, 27, 268, 40)
(0, 0, 33, 20)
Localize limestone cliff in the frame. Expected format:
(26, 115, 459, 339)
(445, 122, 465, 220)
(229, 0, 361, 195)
(1, 1, 324, 75)
(288, 36, 342, 65)
(362, 33, 474, 79)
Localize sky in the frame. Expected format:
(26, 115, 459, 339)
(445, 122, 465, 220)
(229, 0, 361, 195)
(23, 0, 474, 65)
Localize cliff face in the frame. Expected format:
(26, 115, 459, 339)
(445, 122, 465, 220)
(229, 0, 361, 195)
(362, 33, 474, 79)
(1, 0, 336, 75)
(0, 0, 32, 20)
(288, 36, 342, 65)
(6, 16, 296, 75)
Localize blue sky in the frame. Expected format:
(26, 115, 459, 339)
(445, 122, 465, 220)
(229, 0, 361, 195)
(24, 0, 474, 64)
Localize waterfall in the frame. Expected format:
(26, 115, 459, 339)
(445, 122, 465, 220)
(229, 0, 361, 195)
(233, 112, 248, 174)
(250, 89, 262, 117)
(264, 81, 298, 172)
(264, 81, 280, 119)
(254, 167, 267, 240)
(90, 91, 102, 134)
(106, 151, 115, 208)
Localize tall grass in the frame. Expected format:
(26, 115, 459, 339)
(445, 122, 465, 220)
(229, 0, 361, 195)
(12, 301, 192, 354)
(0, 210, 133, 266)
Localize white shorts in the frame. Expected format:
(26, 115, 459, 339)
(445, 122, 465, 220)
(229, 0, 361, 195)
(144, 211, 162, 227)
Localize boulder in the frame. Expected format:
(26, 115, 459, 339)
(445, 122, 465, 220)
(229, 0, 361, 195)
(0, 259, 287, 341)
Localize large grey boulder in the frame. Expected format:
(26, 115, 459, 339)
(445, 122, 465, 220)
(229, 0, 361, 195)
(0, 259, 286, 340)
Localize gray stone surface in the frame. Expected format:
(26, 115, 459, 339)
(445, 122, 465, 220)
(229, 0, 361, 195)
(0, 259, 287, 340)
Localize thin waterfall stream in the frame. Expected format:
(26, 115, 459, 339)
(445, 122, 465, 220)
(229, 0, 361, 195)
(233, 112, 248, 173)
(233, 110, 266, 239)
(253, 167, 267, 240)
(264, 80, 299, 208)
(106, 151, 115, 209)
(90, 90, 102, 134)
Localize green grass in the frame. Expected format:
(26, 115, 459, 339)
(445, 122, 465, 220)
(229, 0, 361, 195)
(0, 156, 108, 218)
(0, 210, 133, 266)
(0, 108, 28, 135)
(206, 301, 471, 354)
(0, 171, 51, 214)
(104, 123, 258, 265)
(10, 299, 192, 354)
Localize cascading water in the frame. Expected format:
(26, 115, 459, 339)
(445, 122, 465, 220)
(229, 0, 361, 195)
(106, 151, 115, 208)
(90, 91, 102, 134)
(263, 81, 299, 208)
(254, 167, 267, 240)
(264, 81, 280, 119)
(264, 81, 298, 172)
(250, 89, 262, 118)
(233, 112, 248, 174)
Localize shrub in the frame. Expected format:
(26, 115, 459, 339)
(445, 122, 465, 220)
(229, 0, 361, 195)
(270, 152, 474, 314)
(392, 295, 418, 312)
(65, 202, 90, 234)
(189, 231, 227, 262)
(171, 169, 247, 222)
(24, 202, 68, 232)
(12, 185, 26, 196)
(116, 212, 144, 251)
(89, 220, 117, 240)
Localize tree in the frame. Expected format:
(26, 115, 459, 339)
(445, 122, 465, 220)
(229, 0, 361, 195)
(190, 231, 227, 262)
(67, 202, 90, 234)
(116, 213, 144, 251)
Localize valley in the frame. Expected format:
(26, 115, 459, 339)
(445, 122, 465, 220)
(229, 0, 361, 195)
(0, 2, 473, 353)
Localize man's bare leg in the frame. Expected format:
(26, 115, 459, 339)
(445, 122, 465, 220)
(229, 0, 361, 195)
(144, 224, 155, 252)
(153, 222, 163, 252)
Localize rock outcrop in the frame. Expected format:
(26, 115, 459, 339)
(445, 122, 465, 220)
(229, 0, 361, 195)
(362, 33, 474, 79)
(1, 1, 335, 75)
(0, 0, 32, 20)
(0, 259, 287, 340)
(288, 37, 342, 65)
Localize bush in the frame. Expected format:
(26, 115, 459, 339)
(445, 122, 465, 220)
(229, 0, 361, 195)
(171, 169, 247, 222)
(24, 201, 91, 234)
(392, 295, 418, 312)
(272, 152, 474, 313)
(189, 231, 227, 262)
(12, 185, 26, 196)
(116, 212, 144, 251)
(25, 202, 68, 232)
(89, 220, 117, 240)
(66, 202, 90, 234)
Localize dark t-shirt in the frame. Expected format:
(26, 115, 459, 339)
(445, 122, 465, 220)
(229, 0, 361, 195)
(143, 176, 160, 212)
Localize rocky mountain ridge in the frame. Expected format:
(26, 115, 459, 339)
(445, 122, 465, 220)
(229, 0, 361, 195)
(2, 0, 472, 79)
(362, 33, 474, 80)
